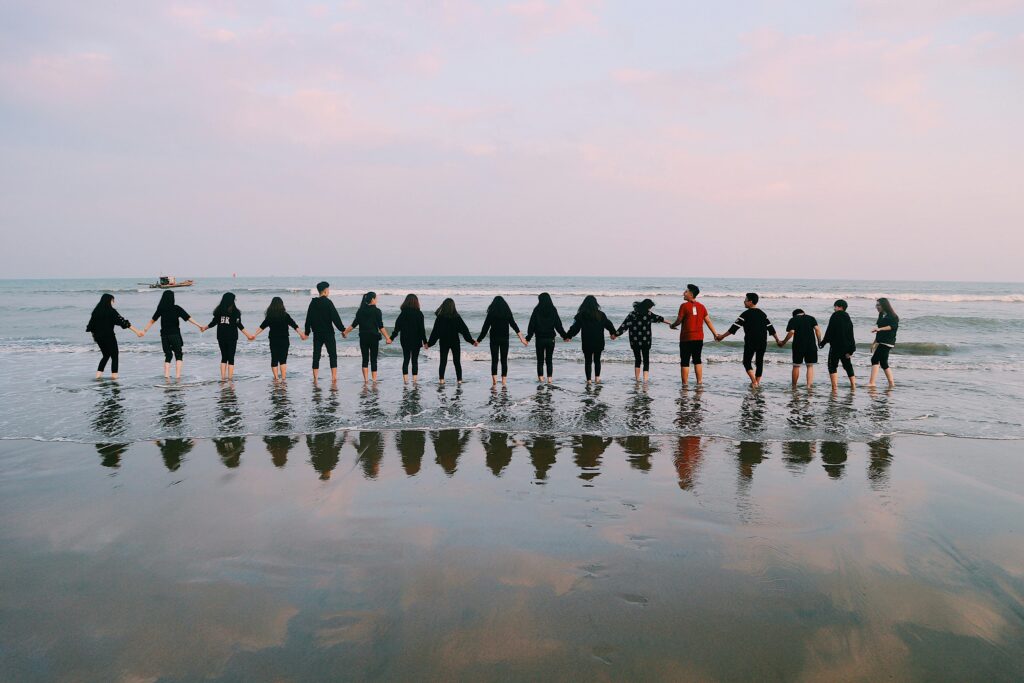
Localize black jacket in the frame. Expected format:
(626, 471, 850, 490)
(525, 307, 567, 343)
(822, 310, 856, 355)
(477, 312, 521, 343)
(428, 315, 474, 346)
(566, 312, 616, 352)
(304, 297, 344, 337)
(87, 307, 131, 338)
(392, 309, 427, 348)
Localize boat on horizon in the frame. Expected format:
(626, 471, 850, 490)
(140, 276, 194, 289)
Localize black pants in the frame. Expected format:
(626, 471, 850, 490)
(632, 345, 650, 371)
(161, 333, 183, 362)
(871, 345, 892, 370)
(490, 338, 510, 377)
(402, 344, 420, 375)
(218, 336, 237, 365)
(742, 345, 766, 377)
(535, 338, 555, 377)
(312, 334, 337, 369)
(270, 338, 289, 367)
(584, 349, 603, 380)
(828, 348, 855, 376)
(360, 337, 379, 371)
(438, 340, 462, 381)
(94, 334, 118, 373)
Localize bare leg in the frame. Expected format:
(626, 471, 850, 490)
(746, 369, 757, 387)
(281, 363, 287, 380)
(95, 371, 102, 379)
(868, 365, 879, 387)
(330, 368, 338, 384)
(635, 367, 641, 381)
(830, 372, 839, 391)
(175, 360, 183, 379)
(412, 375, 418, 384)
(695, 363, 703, 385)
(227, 364, 234, 380)
(791, 365, 800, 387)
(220, 363, 227, 380)
(361, 367, 369, 384)
(371, 371, 378, 383)
(312, 368, 319, 383)
(849, 375, 856, 390)
(681, 366, 689, 384)
(884, 368, 895, 387)
(501, 376, 507, 386)
(403, 374, 409, 384)
(272, 365, 280, 380)
(643, 370, 649, 383)
(806, 364, 814, 388)
(111, 373, 118, 380)
(164, 362, 171, 379)
(492, 375, 498, 385)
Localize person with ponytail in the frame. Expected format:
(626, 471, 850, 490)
(344, 291, 392, 384)
(617, 298, 669, 383)
(86, 293, 143, 379)
(565, 295, 618, 384)
(201, 292, 254, 380)
(252, 297, 306, 380)
(391, 294, 428, 384)
(426, 298, 477, 384)
(477, 295, 527, 386)
(869, 297, 899, 388)
(141, 290, 203, 379)
(525, 292, 567, 383)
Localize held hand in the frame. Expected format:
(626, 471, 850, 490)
(136, 330, 144, 338)
(870, 327, 879, 334)
(473, 341, 479, 347)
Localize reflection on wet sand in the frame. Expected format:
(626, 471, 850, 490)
(397, 386, 422, 422)
(156, 438, 194, 472)
(673, 435, 704, 490)
(674, 386, 705, 432)
(353, 431, 385, 479)
(307, 430, 345, 480)
(624, 385, 653, 433)
(308, 384, 339, 432)
(782, 441, 815, 474)
(530, 385, 556, 432)
(487, 386, 513, 426)
(572, 434, 610, 483)
(433, 429, 470, 476)
(739, 390, 767, 433)
(820, 441, 849, 479)
(264, 435, 298, 468)
(158, 384, 187, 433)
(395, 430, 425, 476)
(268, 383, 293, 433)
(482, 431, 514, 477)
(786, 388, 816, 431)
(526, 436, 558, 482)
(92, 383, 127, 440)
(217, 383, 242, 432)
(214, 436, 246, 469)
(357, 385, 385, 423)
(620, 435, 655, 472)
(96, 442, 128, 469)
(736, 441, 767, 518)
(578, 383, 608, 430)
(868, 437, 893, 489)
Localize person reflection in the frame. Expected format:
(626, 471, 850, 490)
(353, 431, 385, 479)
(433, 429, 470, 477)
(155, 438, 194, 472)
(398, 385, 423, 422)
(92, 383, 127, 441)
(482, 431, 515, 477)
(823, 390, 856, 437)
(158, 387, 187, 433)
(624, 385, 653, 433)
(436, 385, 465, 421)
(96, 442, 128, 469)
(782, 441, 816, 475)
(866, 387, 893, 435)
(216, 382, 242, 432)
(674, 386, 705, 431)
(579, 383, 609, 431)
(785, 388, 815, 431)
(268, 382, 293, 433)
(213, 436, 246, 469)
(396, 430, 425, 476)
(308, 383, 339, 432)
(530, 385, 556, 432)
(357, 384, 385, 423)
(572, 434, 611, 483)
(621, 435, 656, 472)
(526, 436, 558, 482)
(307, 430, 345, 481)
(820, 441, 849, 480)
(487, 385, 512, 427)
(264, 435, 298, 468)
(867, 437, 893, 489)
(735, 441, 767, 515)
(673, 435, 704, 491)
(739, 391, 767, 433)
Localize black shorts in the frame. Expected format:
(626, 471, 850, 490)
(161, 333, 184, 362)
(792, 347, 818, 365)
(871, 345, 892, 370)
(679, 340, 704, 367)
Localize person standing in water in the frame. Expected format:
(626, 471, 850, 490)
(141, 290, 203, 379)
(477, 295, 527, 386)
(391, 294, 428, 384)
(669, 284, 720, 386)
(525, 292, 567, 384)
(617, 298, 669, 383)
(86, 293, 143, 379)
(565, 295, 618, 384)
(252, 296, 306, 380)
(716, 293, 781, 387)
(778, 308, 822, 388)
(426, 298, 477, 384)
(869, 297, 899, 388)
(344, 291, 392, 384)
(820, 299, 857, 391)
(304, 281, 345, 384)
(201, 292, 254, 380)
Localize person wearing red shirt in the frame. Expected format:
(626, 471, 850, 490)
(669, 284, 721, 386)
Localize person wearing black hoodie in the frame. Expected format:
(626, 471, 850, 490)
(344, 291, 392, 384)
(141, 290, 203, 379)
(86, 293, 143, 379)
(427, 298, 478, 384)
(477, 296, 527, 385)
(304, 281, 345, 384)
(391, 293, 428, 384)
(820, 299, 857, 391)
(525, 292, 567, 383)
(565, 295, 618, 383)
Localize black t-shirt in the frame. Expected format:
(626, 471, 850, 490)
(260, 314, 299, 342)
(152, 305, 190, 336)
(730, 308, 776, 348)
(392, 309, 427, 347)
(874, 313, 899, 346)
(786, 314, 818, 351)
(208, 310, 244, 340)
(351, 305, 384, 339)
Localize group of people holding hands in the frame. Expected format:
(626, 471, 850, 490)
(86, 281, 900, 390)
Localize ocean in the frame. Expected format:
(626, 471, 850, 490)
(1, 275, 1021, 443)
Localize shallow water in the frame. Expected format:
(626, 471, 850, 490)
(2, 276, 1023, 442)
(1, 434, 1022, 681)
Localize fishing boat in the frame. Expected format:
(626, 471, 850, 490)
(140, 276, 194, 289)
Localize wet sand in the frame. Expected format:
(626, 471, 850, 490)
(1, 434, 1022, 681)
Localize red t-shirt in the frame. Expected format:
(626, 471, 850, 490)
(677, 301, 708, 341)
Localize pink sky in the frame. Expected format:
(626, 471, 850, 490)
(1, 1, 1022, 280)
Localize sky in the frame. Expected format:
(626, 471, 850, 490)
(1, 0, 1022, 281)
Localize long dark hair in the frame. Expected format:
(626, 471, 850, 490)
(91, 293, 115, 318)
(576, 295, 601, 321)
(265, 296, 287, 320)
(401, 293, 420, 311)
(876, 297, 898, 321)
(487, 296, 512, 320)
(435, 297, 458, 319)
(156, 289, 175, 312)
(357, 291, 377, 317)
(632, 298, 655, 315)
(213, 292, 237, 318)
(535, 292, 556, 315)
